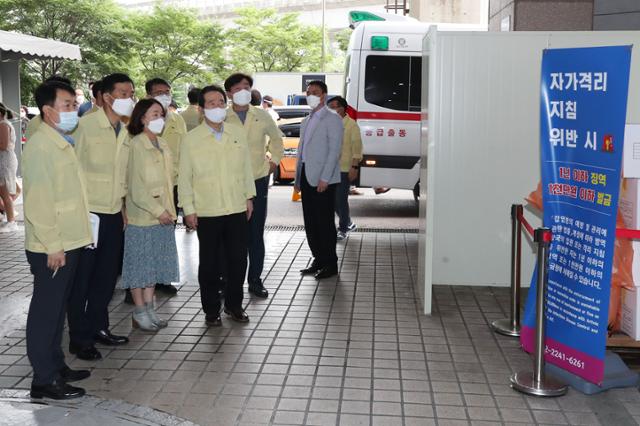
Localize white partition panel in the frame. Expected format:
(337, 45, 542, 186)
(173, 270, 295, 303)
(418, 31, 640, 314)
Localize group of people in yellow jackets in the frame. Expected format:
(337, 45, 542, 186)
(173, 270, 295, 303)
(21, 72, 284, 400)
(20, 68, 366, 401)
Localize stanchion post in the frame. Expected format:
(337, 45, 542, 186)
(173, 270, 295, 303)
(510, 227, 567, 397)
(491, 204, 523, 337)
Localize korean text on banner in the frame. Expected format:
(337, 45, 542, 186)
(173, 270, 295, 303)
(521, 46, 632, 385)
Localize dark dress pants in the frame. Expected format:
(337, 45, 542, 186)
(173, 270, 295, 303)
(26, 249, 80, 386)
(335, 172, 352, 233)
(196, 212, 248, 315)
(67, 212, 123, 346)
(248, 176, 269, 284)
(300, 165, 338, 268)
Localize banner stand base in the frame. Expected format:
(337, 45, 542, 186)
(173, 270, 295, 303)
(510, 371, 568, 397)
(545, 351, 639, 395)
(491, 319, 521, 337)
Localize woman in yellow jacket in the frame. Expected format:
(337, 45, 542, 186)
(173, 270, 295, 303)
(121, 99, 179, 331)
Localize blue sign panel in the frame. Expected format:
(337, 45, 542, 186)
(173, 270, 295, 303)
(522, 46, 632, 384)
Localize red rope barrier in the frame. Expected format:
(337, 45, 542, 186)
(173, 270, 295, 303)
(517, 212, 535, 237)
(616, 228, 640, 239)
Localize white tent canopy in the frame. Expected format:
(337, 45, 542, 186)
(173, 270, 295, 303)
(0, 31, 82, 175)
(0, 30, 81, 61)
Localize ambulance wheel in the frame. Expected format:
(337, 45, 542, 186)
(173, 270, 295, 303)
(413, 182, 420, 205)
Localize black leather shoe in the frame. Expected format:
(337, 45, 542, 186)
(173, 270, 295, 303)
(314, 266, 338, 280)
(69, 343, 102, 361)
(205, 315, 222, 327)
(124, 289, 134, 305)
(60, 366, 91, 382)
(223, 307, 250, 323)
(248, 281, 268, 298)
(31, 379, 85, 400)
(300, 262, 321, 275)
(94, 329, 129, 346)
(155, 283, 178, 296)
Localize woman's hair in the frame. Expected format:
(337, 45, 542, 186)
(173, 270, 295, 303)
(128, 98, 165, 136)
(0, 102, 14, 120)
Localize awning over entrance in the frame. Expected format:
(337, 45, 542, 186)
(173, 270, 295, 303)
(0, 30, 81, 61)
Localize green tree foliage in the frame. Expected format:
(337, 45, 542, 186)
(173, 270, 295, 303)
(0, 1, 342, 104)
(227, 8, 325, 73)
(127, 6, 225, 87)
(334, 28, 353, 53)
(0, 0, 133, 102)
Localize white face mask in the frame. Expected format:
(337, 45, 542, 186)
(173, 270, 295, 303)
(57, 110, 79, 133)
(154, 94, 172, 110)
(111, 97, 135, 117)
(328, 108, 339, 115)
(147, 117, 165, 134)
(204, 107, 227, 123)
(306, 95, 321, 109)
(232, 89, 252, 106)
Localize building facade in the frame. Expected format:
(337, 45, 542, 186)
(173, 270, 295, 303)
(489, 0, 640, 31)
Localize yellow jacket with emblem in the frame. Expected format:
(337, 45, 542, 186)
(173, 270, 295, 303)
(73, 107, 130, 214)
(24, 115, 42, 141)
(126, 133, 176, 226)
(178, 122, 256, 217)
(180, 105, 202, 132)
(161, 110, 187, 180)
(340, 115, 363, 172)
(225, 105, 284, 180)
(22, 124, 92, 254)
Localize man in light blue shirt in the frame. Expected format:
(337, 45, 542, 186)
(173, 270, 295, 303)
(295, 80, 343, 280)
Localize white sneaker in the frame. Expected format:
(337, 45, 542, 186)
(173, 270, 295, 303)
(0, 221, 18, 233)
(347, 223, 357, 232)
(336, 231, 347, 241)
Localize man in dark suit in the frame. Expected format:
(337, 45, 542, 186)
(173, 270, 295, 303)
(294, 81, 343, 279)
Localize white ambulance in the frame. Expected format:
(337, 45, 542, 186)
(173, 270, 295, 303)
(344, 11, 484, 201)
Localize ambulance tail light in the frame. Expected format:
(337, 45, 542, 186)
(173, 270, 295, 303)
(365, 159, 377, 166)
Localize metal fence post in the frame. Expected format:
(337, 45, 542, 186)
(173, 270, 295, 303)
(510, 227, 567, 397)
(491, 204, 523, 337)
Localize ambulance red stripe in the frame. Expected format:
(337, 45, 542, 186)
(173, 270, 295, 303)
(346, 107, 421, 121)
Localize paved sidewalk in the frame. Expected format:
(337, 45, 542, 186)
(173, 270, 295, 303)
(1, 228, 640, 425)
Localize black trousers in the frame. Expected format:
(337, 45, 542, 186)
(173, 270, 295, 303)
(68, 212, 123, 346)
(300, 166, 338, 268)
(26, 249, 80, 386)
(196, 212, 248, 315)
(247, 176, 269, 284)
(173, 185, 180, 219)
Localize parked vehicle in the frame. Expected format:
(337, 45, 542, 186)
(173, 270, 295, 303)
(273, 117, 303, 184)
(345, 11, 485, 201)
(272, 105, 311, 120)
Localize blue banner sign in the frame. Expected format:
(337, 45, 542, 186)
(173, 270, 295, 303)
(522, 45, 632, 385)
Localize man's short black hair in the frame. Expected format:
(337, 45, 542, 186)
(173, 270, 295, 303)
(45, 75, 73, 87)
(199, 85, 227, 108)
(187, 87, 201, 105)
(224, 73, 253, 91)
(91, 80, 103, 99)
(145, 78, 171, 95)
(102, 73, 135, 94)
(328, 95, 348, 109)
(306, 80, 328, 94)
(35, 81, 76, 117)
(250, 89, 262, 106)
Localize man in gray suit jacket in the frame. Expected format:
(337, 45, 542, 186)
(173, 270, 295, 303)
(295, 80, 344, 279)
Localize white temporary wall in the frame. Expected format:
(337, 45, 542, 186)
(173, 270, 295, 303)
(418, 30, 640, 314)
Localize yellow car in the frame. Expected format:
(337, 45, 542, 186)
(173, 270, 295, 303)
(274, 117, 302, 184)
